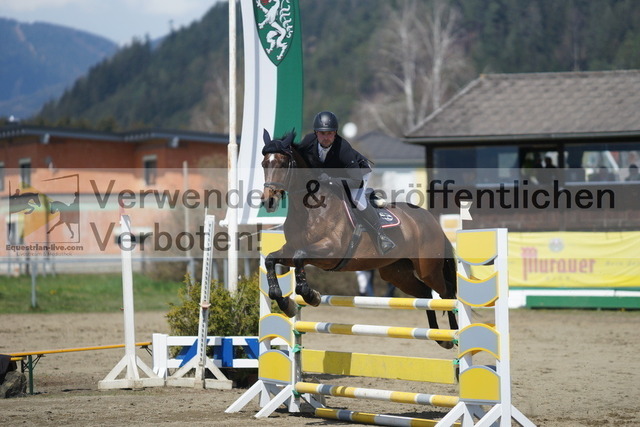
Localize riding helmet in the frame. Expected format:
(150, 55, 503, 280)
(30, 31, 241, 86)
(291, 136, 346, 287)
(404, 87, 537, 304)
(313, 111, 339, 132)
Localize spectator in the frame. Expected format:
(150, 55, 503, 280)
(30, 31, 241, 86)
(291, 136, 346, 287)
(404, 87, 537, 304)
(355, 270, 375, 296)
(588, 166, 615, 182)
(384, 282, 396, 297)
(626, 164, 640, 181)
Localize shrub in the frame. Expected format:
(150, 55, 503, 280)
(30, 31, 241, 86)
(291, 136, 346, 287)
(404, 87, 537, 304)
(165, 274, 265, 387)
(166, 274, 261, 337)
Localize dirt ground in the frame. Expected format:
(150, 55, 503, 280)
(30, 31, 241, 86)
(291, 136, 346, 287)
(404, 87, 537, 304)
(1, 307, 639, 426)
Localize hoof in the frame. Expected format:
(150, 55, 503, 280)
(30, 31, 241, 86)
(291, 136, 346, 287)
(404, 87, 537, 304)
(303, 289, 322, 307)
(268, 284, 283, 300)
(276, 296, 298, 318)
(437, 340, 455, 350)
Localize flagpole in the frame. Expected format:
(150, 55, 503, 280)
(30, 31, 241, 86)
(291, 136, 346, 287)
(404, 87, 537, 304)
(227, 0, 238, 294)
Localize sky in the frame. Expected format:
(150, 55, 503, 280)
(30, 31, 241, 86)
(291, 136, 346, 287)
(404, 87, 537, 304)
(0, 0, 220, 46)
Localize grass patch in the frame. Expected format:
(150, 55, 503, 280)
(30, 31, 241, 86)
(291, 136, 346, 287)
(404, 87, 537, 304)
(0, 273, 183, 314)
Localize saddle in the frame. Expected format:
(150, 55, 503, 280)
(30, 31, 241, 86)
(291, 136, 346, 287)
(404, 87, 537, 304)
(344, 190, 401, 229)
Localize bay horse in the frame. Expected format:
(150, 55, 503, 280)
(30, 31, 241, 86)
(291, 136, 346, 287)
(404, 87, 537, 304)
(260, 130, 458, 348)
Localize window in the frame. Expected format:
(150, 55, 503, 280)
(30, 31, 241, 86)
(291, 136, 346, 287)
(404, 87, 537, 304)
(143, 155, 157, 186)
(432, 145, 519, 185)
(565, 142, 640, 182)
(19, 158, 31, 187)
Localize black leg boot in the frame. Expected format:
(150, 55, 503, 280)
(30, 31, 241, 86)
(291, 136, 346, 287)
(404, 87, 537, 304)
(358, 203, 396, 255)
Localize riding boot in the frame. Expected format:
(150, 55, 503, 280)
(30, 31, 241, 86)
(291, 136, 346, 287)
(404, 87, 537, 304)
(358, 203, 396, 255)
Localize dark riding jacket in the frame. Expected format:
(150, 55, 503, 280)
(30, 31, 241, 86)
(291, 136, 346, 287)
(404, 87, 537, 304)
(298, 132, 370, 188)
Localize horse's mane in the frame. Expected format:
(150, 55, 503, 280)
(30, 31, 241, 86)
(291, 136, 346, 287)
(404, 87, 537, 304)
(290, 141, 311, 168)
(11, 192, 39, 199)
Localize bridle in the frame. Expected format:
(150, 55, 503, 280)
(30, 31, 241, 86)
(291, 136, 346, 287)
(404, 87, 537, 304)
(263, 152, 296, 194)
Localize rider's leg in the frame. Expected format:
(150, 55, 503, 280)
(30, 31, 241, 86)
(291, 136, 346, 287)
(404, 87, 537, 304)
(350, 172, 395, 255)
(358, 202, 396, 255)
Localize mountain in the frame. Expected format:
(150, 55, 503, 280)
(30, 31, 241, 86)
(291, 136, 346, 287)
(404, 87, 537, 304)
(0, 17, 117, 118)
(33, 0, 390, 131)
(19, 0, 640, 133)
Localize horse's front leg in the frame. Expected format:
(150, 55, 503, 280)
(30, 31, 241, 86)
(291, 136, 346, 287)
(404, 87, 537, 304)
(293, 249, 321, 307)
(264, 252, 297, 318)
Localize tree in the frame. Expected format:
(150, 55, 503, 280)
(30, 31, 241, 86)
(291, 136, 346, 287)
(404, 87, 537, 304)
(356, 0, 470, 136)
(189, 72, 230, 133)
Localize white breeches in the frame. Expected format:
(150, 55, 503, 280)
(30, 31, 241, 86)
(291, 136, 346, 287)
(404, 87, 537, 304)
(351, 171, 370, 211)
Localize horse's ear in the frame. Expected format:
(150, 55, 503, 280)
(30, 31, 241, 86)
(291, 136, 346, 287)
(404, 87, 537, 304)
(282, 130, 296, 148)
(263, 129, 272, 145)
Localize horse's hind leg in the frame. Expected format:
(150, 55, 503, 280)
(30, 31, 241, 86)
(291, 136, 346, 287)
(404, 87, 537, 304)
(414, 255, 459, 337)
(292, 250, 321, 307)
(379, 261, 453, 349)
(65, 222, 75, 239)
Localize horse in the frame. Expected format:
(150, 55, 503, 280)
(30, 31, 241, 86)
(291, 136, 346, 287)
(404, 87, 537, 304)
(9, 191, 41, 215)
(260, 130, 458, 348)
(48, 196, 79, 239)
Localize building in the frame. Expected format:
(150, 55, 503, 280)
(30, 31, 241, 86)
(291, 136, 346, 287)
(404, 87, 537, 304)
(405, 70, 640, 232)
(405, 70, 640, 307)
(0, 125, 230, 274)
(353, 130, 427, 204)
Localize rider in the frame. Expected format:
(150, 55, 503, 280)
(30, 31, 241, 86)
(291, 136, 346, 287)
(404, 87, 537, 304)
(298, 111, 396, 255)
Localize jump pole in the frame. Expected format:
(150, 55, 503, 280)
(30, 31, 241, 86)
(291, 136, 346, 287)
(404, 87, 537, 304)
(224, 230, 300, 415)
(98, 213, 163, 389)
(164, 215, 232, 389)
(226, 229, 536, 426)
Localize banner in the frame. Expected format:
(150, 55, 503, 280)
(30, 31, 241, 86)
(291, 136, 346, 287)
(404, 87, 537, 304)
(508, 231, 640, 288)
(236, 0, 303, 224)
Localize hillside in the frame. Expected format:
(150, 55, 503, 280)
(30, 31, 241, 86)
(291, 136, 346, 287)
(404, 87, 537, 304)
(0, 17, 117, 118)
(23, 0, 640, 134)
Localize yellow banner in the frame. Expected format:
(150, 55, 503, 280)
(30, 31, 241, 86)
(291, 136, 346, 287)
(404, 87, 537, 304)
(508, 232, 640, 288)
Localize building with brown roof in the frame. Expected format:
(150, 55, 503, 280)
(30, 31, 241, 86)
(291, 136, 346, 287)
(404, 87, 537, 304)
(405, 70, 640, 231)
(0, 125, 230, 273)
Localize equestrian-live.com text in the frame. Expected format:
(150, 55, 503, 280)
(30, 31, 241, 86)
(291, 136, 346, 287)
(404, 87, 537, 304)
(6, 243, 84, 253)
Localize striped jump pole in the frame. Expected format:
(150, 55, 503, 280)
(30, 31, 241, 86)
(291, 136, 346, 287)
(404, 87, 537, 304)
(226, 228, 536, 427)
(315, 408, 460, 427)
(295, 382, 459, 408)
(294, 295, 458, 311)
(294, 321, 457, 343)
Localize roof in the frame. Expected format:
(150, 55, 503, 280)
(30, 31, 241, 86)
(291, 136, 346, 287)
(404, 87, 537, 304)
(353, 131, 425, 166)
(406, 70, 640, 144)
(0, 124, 230, 144)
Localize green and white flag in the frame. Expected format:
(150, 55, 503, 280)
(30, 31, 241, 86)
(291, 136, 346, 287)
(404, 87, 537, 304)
(237, 0, 303, 224)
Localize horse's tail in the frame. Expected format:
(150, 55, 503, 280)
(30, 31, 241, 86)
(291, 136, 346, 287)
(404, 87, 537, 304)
(442, 237, 457, 299)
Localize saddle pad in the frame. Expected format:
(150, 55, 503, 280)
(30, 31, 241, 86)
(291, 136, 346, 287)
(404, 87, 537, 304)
(378, 208, 401, 228)
(344, 202, 401, 229)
